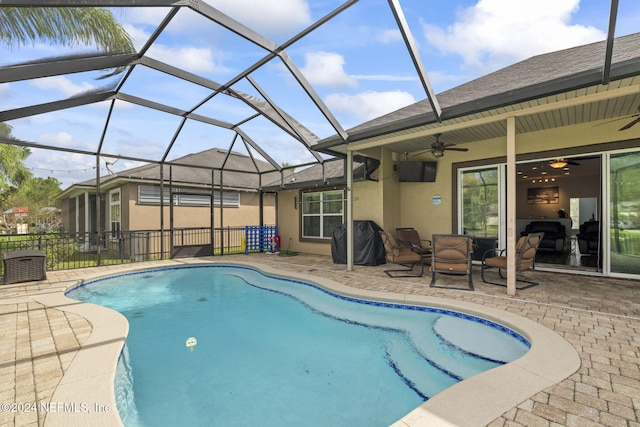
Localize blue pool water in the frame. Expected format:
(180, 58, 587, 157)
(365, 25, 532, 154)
(67, 265, 529, 427)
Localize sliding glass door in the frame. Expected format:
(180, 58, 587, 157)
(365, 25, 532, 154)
(609, 151, 640, 275)
(460, 167, 503, 260)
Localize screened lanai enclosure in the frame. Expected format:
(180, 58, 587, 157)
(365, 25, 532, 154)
(0, 0, 443, 269)
(2, 1, 638, 284)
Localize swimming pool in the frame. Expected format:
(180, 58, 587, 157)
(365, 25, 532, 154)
(67, 264, 530, 426)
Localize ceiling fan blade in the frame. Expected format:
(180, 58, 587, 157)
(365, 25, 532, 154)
(567, 160, 580, 166)
(593, 115, 637, 127)
(619, 116, 640, 131)
(444, 147, 469, 152)
(410, 150, 430, 158)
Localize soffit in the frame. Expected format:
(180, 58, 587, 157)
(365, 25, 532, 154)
(334, 77, 640, 156)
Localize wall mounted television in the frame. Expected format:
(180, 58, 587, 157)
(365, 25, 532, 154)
(397, 161, 437, 182)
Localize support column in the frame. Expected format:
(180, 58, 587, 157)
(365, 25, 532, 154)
(75, 195, 80, 234)
(346, 151, 354, 271)
(506, 117, 517, 296)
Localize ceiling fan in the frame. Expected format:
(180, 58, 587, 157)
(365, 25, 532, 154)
(594, 106, 640, 131)
(412, 134, 469, 158)
(619, 111, 640, 130)
(549, 158, 580, 169)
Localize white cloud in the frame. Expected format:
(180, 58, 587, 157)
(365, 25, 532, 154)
(378, 29, 402, 44)
(207, 0, 311, 37)
(26, 150, 98, 188)
(126, 7, 169, 27)
(423, 0, 606, 73)
(325, 90, 416, 122)
(38, 131, 77, 148)
(301, 52, 357, 89)
(146, 45, 223, 74)
(30, 76, 94, 98)
(122, 23, 151, 51)
(351, 74, 417, 82)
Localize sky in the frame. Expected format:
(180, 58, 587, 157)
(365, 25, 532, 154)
(1, 0, 639, 189)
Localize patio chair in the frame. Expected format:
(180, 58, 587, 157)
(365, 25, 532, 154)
(481, 232, 544, 290)
(429, 234, 474, 291)
(379, 231, 424, 277)
(395, 228, 432, 260)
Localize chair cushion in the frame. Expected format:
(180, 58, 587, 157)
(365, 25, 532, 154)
(433, 262, 470, 273)
(484, 255, 507, 269)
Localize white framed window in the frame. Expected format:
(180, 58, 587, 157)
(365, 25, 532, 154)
(109, 188, 121, 238)
(301, 189, 344, 239)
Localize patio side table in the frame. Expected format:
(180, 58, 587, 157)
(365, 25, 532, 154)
(2, 250, 47, 284)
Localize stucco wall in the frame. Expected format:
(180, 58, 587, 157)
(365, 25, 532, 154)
(126, 189, 275, 231)
(275, 119, 640, 257)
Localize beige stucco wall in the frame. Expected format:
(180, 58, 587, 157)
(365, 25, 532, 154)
(275, 190, 307, 254)
(276, 119, 640, 256)
(59, 183, 276, 234)
(126, 187, 275, 231)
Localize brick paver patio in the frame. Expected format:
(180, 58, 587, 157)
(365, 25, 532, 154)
(1, 254, 639, 426)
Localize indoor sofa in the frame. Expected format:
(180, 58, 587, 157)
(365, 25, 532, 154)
(520, 221, 566, 253)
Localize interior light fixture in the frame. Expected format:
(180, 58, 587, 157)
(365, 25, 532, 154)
(432, 148, 444, 158)
(549, 159, 568, 169)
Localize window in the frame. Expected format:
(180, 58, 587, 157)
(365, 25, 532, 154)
(109, 188, 121, 238)
(301, 189, 344, 239)
(137, 185, 240, 207)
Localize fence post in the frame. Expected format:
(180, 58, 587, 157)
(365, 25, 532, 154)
(145, 232, 150, 261)
(119, 235, 124, 262)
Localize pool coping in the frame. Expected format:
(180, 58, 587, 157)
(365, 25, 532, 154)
(40, 258, 580, 427)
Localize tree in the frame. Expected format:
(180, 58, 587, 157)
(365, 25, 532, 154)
(0, 7, 135, 210)
(0, 124, 32, 192)
(7, 176, 62, 212)
(0, 7, 134, 54)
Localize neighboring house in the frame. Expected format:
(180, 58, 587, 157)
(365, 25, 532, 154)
(1, 207, 29, 234)
(56, 149, 279, 236)
(268, 33, 640, 281)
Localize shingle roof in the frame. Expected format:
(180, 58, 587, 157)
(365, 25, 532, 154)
(261, 156, 377, 191)
(316, 32, 640, 149)
(66, 148, 281, 191)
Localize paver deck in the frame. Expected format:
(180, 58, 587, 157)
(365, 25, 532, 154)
(1, 253, 639, 426)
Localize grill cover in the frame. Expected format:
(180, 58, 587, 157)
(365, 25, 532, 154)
(331, 221, 386, 265)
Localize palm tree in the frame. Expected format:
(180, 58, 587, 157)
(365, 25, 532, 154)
(0, 7, 135, 53)
(0, 124, 31, 190)
(0, 7, 135, 200)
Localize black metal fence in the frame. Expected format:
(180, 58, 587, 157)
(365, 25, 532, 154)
(0, 226, 262, 276)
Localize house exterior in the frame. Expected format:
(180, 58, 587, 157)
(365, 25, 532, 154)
(266, 33, 640, 283)
(56, 149, 278, 236)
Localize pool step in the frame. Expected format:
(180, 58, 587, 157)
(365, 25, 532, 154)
(384, 339, 459, 400)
